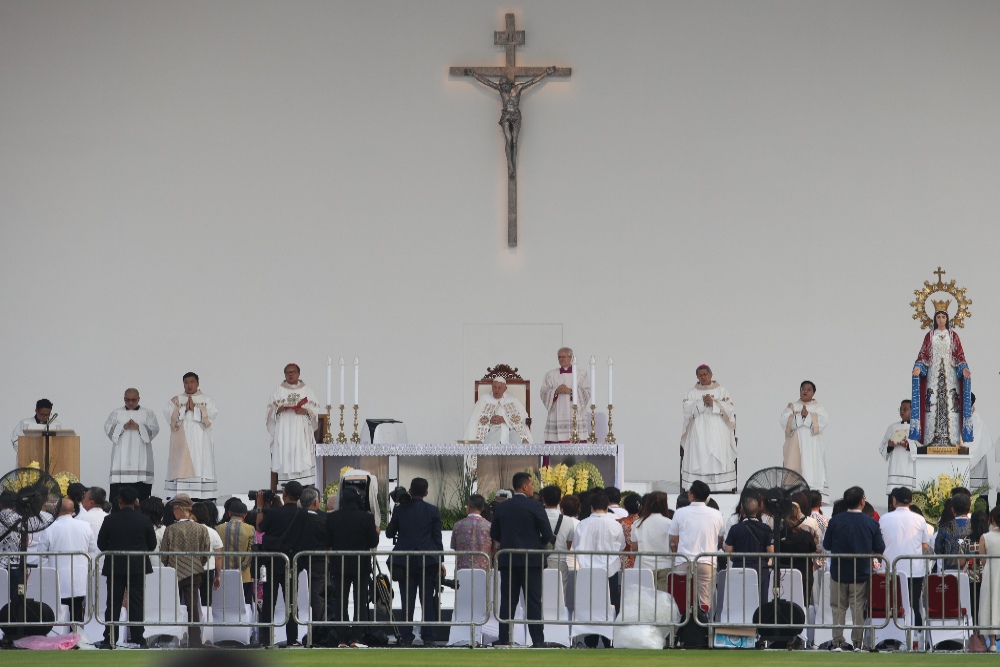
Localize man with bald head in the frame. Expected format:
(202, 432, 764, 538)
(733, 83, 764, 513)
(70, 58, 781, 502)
(267, 363, 320, 490)
(540, 347, 590, 443)
(104, 387, 160, 505)
(36, 497, 98, 628)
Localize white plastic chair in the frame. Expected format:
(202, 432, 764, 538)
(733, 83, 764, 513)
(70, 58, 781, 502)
(272, 568, 309, 645)
(542, 567, 572, 646)
(208, 569, 252, 645)
(143, 566, 188, 643)
(765, 568, 807, 641)
(926, 571, 972, 650)
(867, 572, 910, 649)
(447, 568, 489, 646)
(24, 566, 71, 634)
(572, 567, 613, 644)
(719, 566, 759, 625)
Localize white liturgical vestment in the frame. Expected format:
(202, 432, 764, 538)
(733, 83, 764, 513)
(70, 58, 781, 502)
(781, 400, 829, 500)
(10, 417, 63, 453)
(466, 394, 532, 444)
(540, 367, 590, 442)
(104, 406, 160, 485)
(879, 420, 917, 494)
(680, 381, 737, 492)
(164, 391, 218, 497)
(266, 381, 319, 486)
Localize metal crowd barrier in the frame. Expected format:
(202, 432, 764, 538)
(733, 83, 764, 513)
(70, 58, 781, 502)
(94, 550, 290, 648)
(492, 548, 690, 647)
(695, 551, 892, 649)
(292, 549, 491, 648)
(0, 550, 95, 630)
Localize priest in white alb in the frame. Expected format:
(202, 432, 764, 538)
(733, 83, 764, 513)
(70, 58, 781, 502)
(781, 380, 829, 500)
(266, 363, 320, 489)
(164, 371, 218, 500)
(879, 399, 917, 495)
(104, 387, 160, 503)
(540, 347, 590, 442)
(466, 377, 532, 444)
(680, 364, 737, 493)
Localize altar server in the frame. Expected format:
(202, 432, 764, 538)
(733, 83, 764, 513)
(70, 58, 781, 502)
(104, 387, 160, 503)
(879, 399, 917, 495)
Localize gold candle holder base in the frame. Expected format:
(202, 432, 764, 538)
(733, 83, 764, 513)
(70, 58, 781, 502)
(587, 404, 598, 443)
(571, 403, 579, 443)
(323, 405, 334, 443)
(604, 404, 616, 443)
(336, 404, 348, 444)
(350, 404, 361, 444)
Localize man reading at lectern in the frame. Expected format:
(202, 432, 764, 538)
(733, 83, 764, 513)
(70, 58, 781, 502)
(466, 377, 532, 444)
(11, 398, 62, 454)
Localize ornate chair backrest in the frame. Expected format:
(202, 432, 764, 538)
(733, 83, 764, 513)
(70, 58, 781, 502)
(474, 363, 532, 428)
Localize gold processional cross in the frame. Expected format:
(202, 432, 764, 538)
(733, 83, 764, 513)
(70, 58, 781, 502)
(450, 14, 571, 247)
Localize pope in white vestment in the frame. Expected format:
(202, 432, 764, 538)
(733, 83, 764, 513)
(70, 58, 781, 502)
(540, 348, 590, 442)
(781, 381, 829, 500)
(266, 364, 320, 486)
(104, 389, 160, 488)
(164, 373, 218, 498)
(879, 400, 917, 494)
(680, 365, 737, 492)
(466, 377, 532, 444)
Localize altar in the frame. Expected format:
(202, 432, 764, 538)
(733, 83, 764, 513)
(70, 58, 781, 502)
(316, 443, 623, 510)
(914, 452, 973, 489)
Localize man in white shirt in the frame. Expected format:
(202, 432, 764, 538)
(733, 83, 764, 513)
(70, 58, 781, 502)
(879, 486, 931, 626)
(668, 480, 725, 608)
(10, 398, 62, 454)
(36, 498, 98, 627)
(605, 486, 628, 520)
(77, 486, 109, 539)
(573, 491, 625, 647)
(541, 485, 579, 615)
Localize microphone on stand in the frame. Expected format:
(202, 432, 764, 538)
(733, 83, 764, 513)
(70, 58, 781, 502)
(46, 412, 59, 424)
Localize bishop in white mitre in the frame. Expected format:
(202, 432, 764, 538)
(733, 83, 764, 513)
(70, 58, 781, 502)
(104, 387, 160, 500)
(540, 347, 590, 442)
(266, 363, 320, 487)
(466, 377, 532, 444)
(781, 380, 829, 500)
(164, 371, 218, 498)
(879, 399, 917, 494)
(680, 365, 737, 493)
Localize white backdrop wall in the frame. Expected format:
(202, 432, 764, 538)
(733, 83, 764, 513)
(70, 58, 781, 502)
(2, 1, 999, 508)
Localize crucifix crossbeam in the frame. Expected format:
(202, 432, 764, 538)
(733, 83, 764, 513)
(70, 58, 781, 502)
(451, 14, 571, 247)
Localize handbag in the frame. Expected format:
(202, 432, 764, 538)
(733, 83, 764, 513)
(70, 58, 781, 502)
(969, 633, 988, 653)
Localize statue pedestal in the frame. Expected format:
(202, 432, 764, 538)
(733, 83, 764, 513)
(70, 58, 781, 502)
(913, 453, 972, 487)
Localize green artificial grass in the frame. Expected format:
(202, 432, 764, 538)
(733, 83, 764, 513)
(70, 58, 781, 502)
(0, 648, 989, 667)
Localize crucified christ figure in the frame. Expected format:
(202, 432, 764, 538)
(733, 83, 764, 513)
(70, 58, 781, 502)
(464, 66, 557, 177)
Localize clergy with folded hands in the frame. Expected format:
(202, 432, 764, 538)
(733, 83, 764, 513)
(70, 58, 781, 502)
(466, 377, 532, 444)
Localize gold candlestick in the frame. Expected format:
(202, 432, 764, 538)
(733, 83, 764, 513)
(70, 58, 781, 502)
(322, 405, 333, 443)
(571, 403, 579, 443)
(336, 404, 348, 444)
(587, 404, 598, 443)
(350, 404, 361, 444)
(605, 404, 616, 443)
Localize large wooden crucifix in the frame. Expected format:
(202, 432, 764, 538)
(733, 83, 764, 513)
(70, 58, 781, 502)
(451, 14, 571, 247)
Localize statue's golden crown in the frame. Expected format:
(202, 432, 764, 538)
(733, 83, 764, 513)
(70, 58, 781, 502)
(931, 299, 952, 313)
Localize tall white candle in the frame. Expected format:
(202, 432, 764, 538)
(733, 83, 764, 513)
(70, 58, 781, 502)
(607, 356, 614, 404)
(571, 356, 578, 406)
(326, 356, 333, 406)
(339, 357, 345, 406)
(589, 355, 597, 407)
(354, 357, 359, 405)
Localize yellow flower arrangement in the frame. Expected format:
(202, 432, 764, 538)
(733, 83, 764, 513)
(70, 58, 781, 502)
(531, 461, 604, 496)
(913, 472, 988, 526)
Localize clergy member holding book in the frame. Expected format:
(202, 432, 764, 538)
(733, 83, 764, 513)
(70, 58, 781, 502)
(266, 363, 320, 489)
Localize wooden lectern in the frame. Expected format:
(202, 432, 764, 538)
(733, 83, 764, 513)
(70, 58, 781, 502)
(17, 430, 80, 478)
